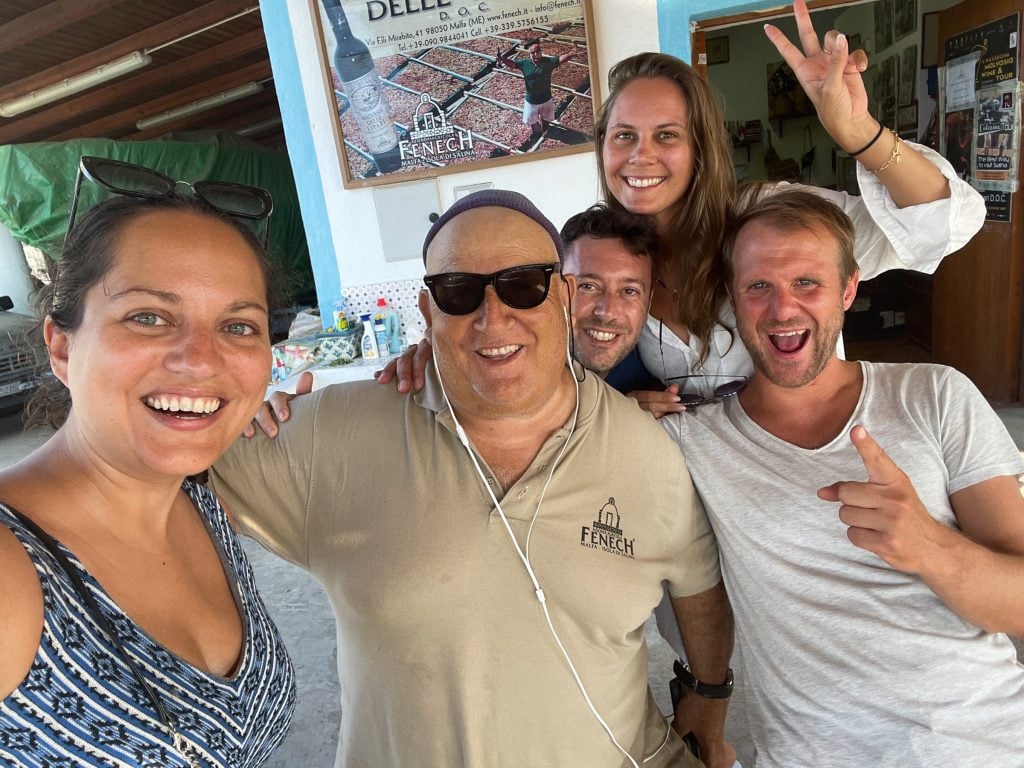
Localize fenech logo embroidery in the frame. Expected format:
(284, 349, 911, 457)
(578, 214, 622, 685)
(580, 497, 635, 559)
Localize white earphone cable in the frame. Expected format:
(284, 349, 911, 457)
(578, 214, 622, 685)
(431, 312, 664, 767)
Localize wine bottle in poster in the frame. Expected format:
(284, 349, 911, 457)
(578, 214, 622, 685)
(321, 0, 402, 174)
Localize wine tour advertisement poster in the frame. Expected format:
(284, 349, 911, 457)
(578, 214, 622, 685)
(314, 0, 598, 187)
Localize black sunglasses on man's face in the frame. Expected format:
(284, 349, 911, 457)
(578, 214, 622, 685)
(423, 263, 557, 316)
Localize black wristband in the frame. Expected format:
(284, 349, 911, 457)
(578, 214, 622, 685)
(673, 660, 734, 699)
(849, 123, 885, 157)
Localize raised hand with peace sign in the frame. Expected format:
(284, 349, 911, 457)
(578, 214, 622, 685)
(764, 0, 872, 152)
(764, 0, 951, 208)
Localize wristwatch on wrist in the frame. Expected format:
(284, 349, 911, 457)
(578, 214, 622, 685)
(672, 659, 734, 699)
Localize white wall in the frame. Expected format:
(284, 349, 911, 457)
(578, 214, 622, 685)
(283, 0, 660, 290)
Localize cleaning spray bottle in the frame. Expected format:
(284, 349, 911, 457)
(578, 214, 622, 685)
(374, 297, 403, 354)
(360, 312, 380, 360)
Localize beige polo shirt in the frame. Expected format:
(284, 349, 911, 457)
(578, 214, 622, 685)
(211, 364, 719, 768)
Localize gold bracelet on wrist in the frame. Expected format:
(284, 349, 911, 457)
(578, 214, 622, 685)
(867, 129, 902, 174)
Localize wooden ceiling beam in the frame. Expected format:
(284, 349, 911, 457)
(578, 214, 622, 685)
(50, 60, 272, 141)
(0, 0, 126, 55)
(0, 29, 267, 144)
(0, 0, 258, 103)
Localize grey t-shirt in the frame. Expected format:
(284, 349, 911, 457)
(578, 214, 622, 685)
(662, 362, 1024, 767)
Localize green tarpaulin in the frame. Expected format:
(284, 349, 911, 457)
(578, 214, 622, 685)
(0, 132, 313, 303)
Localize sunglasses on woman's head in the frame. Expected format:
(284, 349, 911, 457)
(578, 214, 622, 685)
(62, 155, 274, 252)
(423, 263, 557, 316)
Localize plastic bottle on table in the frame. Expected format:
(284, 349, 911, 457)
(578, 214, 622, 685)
(373, 317, 390, 359)
(374, 297, 402, 354)
(332, 297, 350, 331)
(359, 312, 380, 360)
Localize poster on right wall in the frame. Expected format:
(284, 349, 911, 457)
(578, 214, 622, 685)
(942, 13, 1020, 221)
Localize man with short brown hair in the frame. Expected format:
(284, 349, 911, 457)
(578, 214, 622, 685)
(561, 203, 659, 388)
(664, 188, 1024, 766)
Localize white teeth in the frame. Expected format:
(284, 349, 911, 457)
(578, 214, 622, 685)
(587, 329, 616, 342)
(145, 395, 222, 415)
(771, 330, 804, 337)
(479, 344, 520, 357)
(625, 176, 664, 188)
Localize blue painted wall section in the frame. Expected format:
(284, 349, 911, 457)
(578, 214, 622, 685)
(260, 0, 339, 320)
(657, 0, 788, 62)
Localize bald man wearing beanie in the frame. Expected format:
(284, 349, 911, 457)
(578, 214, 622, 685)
(210, 190, 734, 768)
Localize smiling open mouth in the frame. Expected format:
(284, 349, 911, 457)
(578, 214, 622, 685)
(585, 329, 618, 342)
(478, 344, 521, 360)
(625, 176, 665, 188)
(769, 330, 809, 353)
(144, 395, 222, 417)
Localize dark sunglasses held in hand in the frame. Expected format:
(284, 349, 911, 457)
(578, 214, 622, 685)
(63, 155, 274, 251)
(666, 374, 748, 408)
(424, 263, 556, 316)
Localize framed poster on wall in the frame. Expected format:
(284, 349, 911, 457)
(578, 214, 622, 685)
(311, 0, 601, 188)
(894, 0, 917, 42)
(897, 101, 918, 137)
(899, 45, 917, 106)
(874, 0, 893, 52)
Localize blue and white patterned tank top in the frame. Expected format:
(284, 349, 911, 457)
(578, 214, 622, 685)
(0, 480, 296, 767)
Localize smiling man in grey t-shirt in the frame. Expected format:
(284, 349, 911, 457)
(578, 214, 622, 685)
(662, 188, 1024, 767)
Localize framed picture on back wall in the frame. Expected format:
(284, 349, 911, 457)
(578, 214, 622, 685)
(899, 45, 917, 106)
(876, 55, 897, 130)
(897, 101, 918, 137)
(895, 0, 917, 41)
(309, 0, 602, 188)
(874, 0, 894, 52)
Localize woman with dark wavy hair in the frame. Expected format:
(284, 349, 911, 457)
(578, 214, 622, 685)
(594, 0, 983, 414)
(0, 184, 296, 767)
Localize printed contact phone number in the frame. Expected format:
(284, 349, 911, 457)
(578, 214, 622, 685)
(400, 31, 464, 49)
(485, 17, 549, 34)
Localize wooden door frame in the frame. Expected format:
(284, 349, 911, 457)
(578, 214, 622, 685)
(690, 0, 872, 77)
(934, 1, 1024, 402)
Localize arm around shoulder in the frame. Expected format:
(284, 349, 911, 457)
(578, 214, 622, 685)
(209, 386, 332, 569)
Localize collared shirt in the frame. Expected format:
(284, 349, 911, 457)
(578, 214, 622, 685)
(210, 364, 718, 768)
(515, 55, 560, 104)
